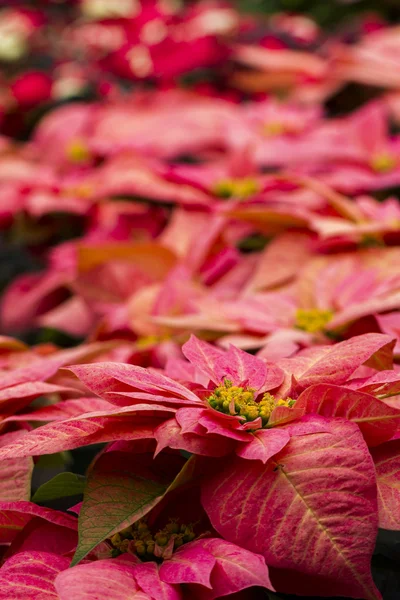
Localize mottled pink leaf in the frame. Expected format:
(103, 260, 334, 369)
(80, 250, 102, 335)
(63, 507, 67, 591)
(0, 431, 33, 501)
(133, 562, 181, 600)
(8, 519, 78, 557)
(68, 363, 199, 404)
(267, 402, 306, 428)
(0, 501, 76, 544)
(55, 559, 151, 599)
(175, 407, 207, 435)
(0, 404, 171, 459)
(190, 538, 273, 599)
(182, 335, 225, 384)
(371, 440, 400, 530)
(103, 391, 200, 407)
(197, 412, 250, 441)
(236, 429, 290, 463)
(262, 361, 287, 392)
(48, 340, 122, 367)
(0, 358, 64, 390)
(0, 382, 75, 415)
(298, 383, 400, 446)
(245, 232, 312, 293)
(155, 419, 234, 457)
(4, 397, 114, 423)
(164, 356, 209, 387)
(279, 333, 394, 392)
(202, 417, 380, 600)
(0, 551, 69, 599)
(182, 336, 283, 397)
(159, 543, 215, 588)
(349, 370, 400, 398)
(213, 344, 268, 390)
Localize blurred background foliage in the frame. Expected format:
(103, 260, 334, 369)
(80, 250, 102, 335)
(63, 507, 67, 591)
(14, 0, 400, 25)
(236, 0, 400, 24)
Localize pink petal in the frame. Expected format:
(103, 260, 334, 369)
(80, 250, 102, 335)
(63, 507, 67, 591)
(103, 391, 200, 407)
(0, 358, 65, 390)
(155, 419, 233, 457)
(198, 413, 250, 441)
(279, 333, 395, 393)
(371, 440, 400, 530)
(0, 382, 76, 415)
(133, 563, 181, 600)
(193, 538, 273, 599)
(0, 501, 76, 545)
(68, 362, 199, 404)
(0, 431, 33, 501)
(298, 383, 400, 446)
(236, 429, 290, 463)
(350, 370, 400, 397)
(182, 336, 225, 384)
(159, 543, 216, 588)
(175, 407, 207, 434)
(55, 559, 150, 600)
(245, 232, 313, 293)
(0, 404, 170, 459)
(9, 519, 78, 557)
(202, 419, 380, 600)
(213, 344, 268, 390)
(4, 398, 115, 423)
(0, 551, 69, 599)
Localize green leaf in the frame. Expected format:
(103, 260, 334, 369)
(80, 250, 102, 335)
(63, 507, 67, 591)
(35, 451, 73, 468)
(71, 452, 195, 566)
(32, 472, 86, 504)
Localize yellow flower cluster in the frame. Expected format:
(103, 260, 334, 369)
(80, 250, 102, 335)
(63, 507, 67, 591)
(110, 518, 196, 561)
(212, 177, 260, 199)
(66, 138, 92, 163)
(370, 152, 397, 173)
(295, 308, 333, 333)
(207, 380, 295, 427)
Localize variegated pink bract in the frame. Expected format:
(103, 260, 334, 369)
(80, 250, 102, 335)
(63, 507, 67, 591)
(0, 334, 398, 598)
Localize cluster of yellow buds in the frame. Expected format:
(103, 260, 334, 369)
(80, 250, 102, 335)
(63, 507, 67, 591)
(66, 138, 92, 163)
(370, 152, 397, 174)
(295, 308, 334, 334)
(110, 518, 196, 561)
(212, 177, 260, 199)
(207, 380, 295, 427)
(262, 121, 286, 136)
(136, 334, 171, 350)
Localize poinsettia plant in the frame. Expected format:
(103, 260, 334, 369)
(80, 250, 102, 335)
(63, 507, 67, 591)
(0, 333, 399, 598)
(2, 2, 400, 599)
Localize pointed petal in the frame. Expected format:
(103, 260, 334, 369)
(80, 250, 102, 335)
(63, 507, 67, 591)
(190, 538, 273, 599)
(202, 419, 380, 600)
(0, 551, 69, 600)
(55, 559, 150, 600)
(0, 501, 76, 544)
(155, 419, 234, 457)
(68, 363, 199, 404)
(279, 333, 395, 392)
(182, 336, 224, 384)
(371, 439, 400, 530)
(236, 429, 290, 463)
(298, 384, 400, 446)
(0, 404, 171, 459)
(213, 345, 268, 390)
(0, 431, 33, 501)
(133, 563, 181, 600)
(159, 543, 216, 588)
